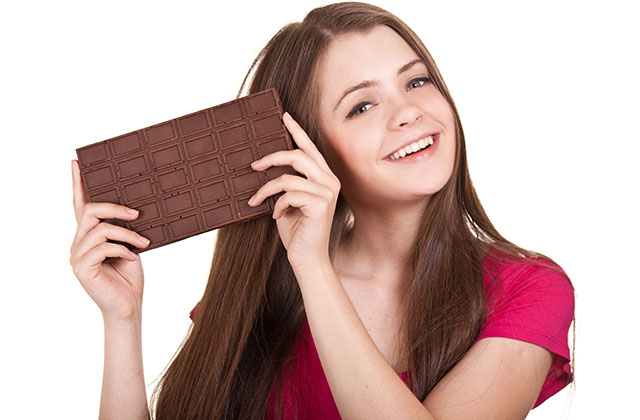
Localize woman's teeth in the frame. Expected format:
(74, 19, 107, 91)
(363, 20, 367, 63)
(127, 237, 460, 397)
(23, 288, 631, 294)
(389, 135, 434, 160)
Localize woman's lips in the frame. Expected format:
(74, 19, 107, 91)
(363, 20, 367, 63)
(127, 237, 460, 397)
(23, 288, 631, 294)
(384, 133, 439, 162)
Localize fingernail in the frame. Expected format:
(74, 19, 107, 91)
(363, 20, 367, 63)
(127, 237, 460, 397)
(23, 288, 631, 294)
(138, 235, 150, 245)
(247, 194, 256, 206)
(127, 208, 139, 215)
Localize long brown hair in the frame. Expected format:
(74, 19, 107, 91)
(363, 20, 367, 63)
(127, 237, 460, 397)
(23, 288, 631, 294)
(150, 2, 575, 419)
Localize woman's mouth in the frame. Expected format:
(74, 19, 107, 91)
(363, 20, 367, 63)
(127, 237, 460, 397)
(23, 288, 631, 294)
(384, 133, 439, 162)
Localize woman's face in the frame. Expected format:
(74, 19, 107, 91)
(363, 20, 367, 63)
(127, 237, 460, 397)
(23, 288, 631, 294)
(317, 25, 456, 209)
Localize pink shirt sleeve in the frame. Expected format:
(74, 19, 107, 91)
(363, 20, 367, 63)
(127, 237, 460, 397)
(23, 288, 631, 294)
(473, 257, 575, 408)
(189, 302, 200, 321)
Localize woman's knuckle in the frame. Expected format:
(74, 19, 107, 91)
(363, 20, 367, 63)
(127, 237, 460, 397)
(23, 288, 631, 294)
(71, 260, 82, 277)
(90, 225, 106, 241)
(281, 173, 295, 183)
(94, 221, 107, 233)
(69, 245, 78, 261)
(97, 242, 110, 253)
(80, 206, 95, 222)
(318, 185, 332, 198)
(74, 207, 85, 222)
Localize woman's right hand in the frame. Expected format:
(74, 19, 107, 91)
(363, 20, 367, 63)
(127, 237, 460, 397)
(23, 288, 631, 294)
(69, 159, 151, 323)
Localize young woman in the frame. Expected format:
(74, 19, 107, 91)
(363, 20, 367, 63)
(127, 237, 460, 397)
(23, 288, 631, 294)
(69, 2, 575, 419)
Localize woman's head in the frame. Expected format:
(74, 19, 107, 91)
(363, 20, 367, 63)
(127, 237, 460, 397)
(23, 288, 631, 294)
(239, 1, 462, 217)
(316, 25, 456, 212)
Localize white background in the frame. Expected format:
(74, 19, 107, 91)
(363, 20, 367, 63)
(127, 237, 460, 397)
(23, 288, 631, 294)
(1, 0, 637, 418)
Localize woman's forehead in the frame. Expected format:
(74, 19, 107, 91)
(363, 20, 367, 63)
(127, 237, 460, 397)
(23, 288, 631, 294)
(317, 27, 423, 107)
(321, 28, 419, 80)
(326, 27, 414, 64)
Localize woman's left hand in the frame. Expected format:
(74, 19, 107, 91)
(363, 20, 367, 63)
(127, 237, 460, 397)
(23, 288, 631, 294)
(247, 112, 341, 270)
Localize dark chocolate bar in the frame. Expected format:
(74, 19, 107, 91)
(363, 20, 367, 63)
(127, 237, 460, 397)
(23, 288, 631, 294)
(76, 88, 297, 253)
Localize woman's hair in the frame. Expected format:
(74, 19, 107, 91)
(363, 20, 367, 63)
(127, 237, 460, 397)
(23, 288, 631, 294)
(150, 2, 574, 419)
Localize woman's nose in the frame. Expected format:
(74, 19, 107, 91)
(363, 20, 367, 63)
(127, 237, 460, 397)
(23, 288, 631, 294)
(400, 114, 422, 127)
(388, 98, 423, 128)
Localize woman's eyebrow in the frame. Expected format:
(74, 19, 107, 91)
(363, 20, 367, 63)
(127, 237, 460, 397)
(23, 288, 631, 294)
(333, 58, 425, 112)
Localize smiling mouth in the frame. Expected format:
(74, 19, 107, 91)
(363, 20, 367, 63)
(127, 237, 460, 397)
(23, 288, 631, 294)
(384, 133, 439, 161)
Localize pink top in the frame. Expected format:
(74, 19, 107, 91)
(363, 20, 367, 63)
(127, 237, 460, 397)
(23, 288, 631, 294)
(189, 251, 575, 418)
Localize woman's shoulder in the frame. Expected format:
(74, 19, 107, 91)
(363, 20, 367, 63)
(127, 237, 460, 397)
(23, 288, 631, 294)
(478, 247, 575, 344)
(482, 247, 574, 297)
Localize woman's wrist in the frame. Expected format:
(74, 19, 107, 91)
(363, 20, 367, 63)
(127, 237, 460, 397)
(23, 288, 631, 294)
(102, 308, 143, 330)
(289, 254, 333, 271)
(290, 254, 333, 276)
(291, 255, 337, 291)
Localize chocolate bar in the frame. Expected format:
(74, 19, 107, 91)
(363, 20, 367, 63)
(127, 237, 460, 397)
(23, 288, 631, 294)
(76, 88, 297, 253)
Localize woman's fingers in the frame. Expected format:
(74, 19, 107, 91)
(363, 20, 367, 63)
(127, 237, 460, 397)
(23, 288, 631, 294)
(272, 190, 332, 220)
(73, 242, 138, 282)
(252, 147, 340, 192)
(73, 222, 150, 258)
(252, 148, 324, 182)
(282, 112, 332, 172)
(74, 202, 140, 243)
(252, 113, 341, 193)
(248, 173, 332, 208)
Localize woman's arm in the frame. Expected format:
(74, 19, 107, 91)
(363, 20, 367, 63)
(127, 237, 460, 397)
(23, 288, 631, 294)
(100, 316, 149, 420)
(421, 336, 552, 419)
(69, 160, 150, 419)
(294, 260, 434, 420)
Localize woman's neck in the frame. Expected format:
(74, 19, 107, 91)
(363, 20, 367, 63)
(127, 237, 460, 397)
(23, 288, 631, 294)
(331, 198, 427, 294)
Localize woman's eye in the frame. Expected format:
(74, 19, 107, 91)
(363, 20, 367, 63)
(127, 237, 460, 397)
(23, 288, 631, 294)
(345, 78, 431, 119)
(408, 77, 432, 90)
(346, 102, 373, 119)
